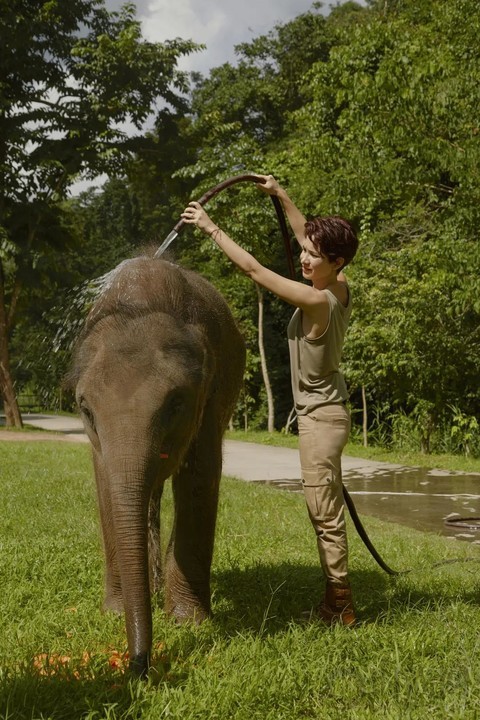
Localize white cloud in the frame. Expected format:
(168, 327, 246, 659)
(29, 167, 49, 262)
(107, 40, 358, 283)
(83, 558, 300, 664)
(112, 0, 334, 74)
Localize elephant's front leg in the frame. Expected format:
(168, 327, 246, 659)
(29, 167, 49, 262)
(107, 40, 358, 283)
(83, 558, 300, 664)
(165, 416, 222, 623)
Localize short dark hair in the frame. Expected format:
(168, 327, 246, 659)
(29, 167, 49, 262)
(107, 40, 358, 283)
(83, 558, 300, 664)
(304, 216, 358, 269)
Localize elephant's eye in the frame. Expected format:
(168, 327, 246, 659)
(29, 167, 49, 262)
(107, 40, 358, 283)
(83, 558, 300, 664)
(80, 400, 96, 432)
(163, 393, 186, 422)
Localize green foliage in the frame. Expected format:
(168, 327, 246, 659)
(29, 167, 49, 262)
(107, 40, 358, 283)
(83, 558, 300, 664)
(449, 405, 480, 457)
(1, 0, 195, 301)
(126, 109, 199, 244)
(280, 0, 480, 446)
(1, 0, 198, 207)
(9, 0, 479, 450)
(0, 0, 200, 422)
(13, 178, 145, 407)
(190, 5, 332, 144)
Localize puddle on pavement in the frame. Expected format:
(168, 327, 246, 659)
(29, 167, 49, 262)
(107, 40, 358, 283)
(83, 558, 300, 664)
(255, 465, 480, 545)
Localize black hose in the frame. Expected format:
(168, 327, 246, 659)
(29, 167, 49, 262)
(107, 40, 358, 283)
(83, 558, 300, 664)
(342, 486, 400, 575)
(271, 195, 296, 279)
(165, 174, 296, 278)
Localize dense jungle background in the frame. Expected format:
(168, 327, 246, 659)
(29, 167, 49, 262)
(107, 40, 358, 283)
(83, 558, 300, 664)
(2, 0, 479, 456)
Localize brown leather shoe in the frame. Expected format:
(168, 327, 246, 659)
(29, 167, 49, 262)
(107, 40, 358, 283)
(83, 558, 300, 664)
(317, 583, 356, 627)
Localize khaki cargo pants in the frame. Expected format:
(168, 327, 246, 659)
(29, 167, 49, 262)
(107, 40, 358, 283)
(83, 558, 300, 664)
(297, 404, 351, 585)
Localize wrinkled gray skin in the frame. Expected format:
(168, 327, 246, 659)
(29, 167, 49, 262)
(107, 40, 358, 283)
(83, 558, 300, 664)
(68, 256, 245, 677)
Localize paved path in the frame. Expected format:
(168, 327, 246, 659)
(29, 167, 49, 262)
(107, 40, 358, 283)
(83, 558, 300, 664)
(221, 439, 410, 482)
(5, 414, 480, 541)
(2, 413, 408, 481)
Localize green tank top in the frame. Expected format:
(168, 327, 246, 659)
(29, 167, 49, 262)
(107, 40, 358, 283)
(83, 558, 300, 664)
(287, 288, 352, 415)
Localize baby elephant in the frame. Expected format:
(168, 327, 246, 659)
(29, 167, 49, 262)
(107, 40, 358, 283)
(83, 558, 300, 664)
(68, 256, 245, 677)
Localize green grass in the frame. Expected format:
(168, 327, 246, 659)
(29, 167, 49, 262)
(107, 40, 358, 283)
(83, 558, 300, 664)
(1, 441, 480, 719)
(226, 429, 480, 474)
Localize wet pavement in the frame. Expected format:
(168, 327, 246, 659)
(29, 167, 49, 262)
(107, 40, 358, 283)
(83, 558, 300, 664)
(262, 467, 480, 544)
(222, 440, 480, 545)
(343, 466, 480, 542)
(7, 415, 480, 544)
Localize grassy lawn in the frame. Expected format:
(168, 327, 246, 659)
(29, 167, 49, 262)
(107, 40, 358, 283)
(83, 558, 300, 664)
(1, 441, 480, 719)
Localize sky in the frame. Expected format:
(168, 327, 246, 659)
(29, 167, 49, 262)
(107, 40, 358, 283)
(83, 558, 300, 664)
(105, 0, 351, 76)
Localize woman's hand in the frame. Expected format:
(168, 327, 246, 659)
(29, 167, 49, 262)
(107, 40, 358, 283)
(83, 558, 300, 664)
(255, 174, 282, 196)
(181, 201, 218, 235)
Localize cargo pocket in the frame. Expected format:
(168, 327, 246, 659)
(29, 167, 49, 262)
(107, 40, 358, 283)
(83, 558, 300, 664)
(302, 467, 342, 529)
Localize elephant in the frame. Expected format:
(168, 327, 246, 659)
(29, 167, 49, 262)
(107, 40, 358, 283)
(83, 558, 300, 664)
(67, 254, 245, 677)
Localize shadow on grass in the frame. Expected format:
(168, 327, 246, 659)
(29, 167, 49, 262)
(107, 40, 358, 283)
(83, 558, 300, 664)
(211, 559, 480, 633)
(2, 560, 478, 719)
(0, 672, 137, 720)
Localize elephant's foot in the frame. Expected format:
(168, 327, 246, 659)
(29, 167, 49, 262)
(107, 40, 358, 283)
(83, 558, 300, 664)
(166, 599, 210, 625)
(103, 593, 124, 614)
(129, 651, 150, 679)
(164, 557, 212, 624)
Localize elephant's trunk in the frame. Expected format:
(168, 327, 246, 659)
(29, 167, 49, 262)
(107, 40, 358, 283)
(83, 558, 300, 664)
(109, 464, 153, 678)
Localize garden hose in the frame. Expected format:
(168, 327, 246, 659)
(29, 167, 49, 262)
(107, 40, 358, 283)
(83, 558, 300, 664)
(342, 484, 399, 575)
(444, 516, 480, 530)
(155, 173, 295, 277)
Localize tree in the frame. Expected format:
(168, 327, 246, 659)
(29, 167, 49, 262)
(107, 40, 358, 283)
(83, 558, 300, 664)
(126, 109, 198, 246)
(284, 0, 480, 447)
(0, 0, 198, 425)
(12, 178, 143, 410)
(170, 4, 343, 430)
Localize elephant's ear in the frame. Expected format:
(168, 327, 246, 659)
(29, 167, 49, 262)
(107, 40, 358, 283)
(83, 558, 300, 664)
(187, 324, 216, 396)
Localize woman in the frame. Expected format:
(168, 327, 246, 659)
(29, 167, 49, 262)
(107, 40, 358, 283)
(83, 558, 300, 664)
(181, 175, 359, 625)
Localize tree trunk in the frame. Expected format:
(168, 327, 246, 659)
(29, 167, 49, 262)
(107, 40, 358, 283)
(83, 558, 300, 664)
(243, 383, 248, 432)
(282, 405, 297, 434)
(362, 384, 368, 448)
(420, 415, 433, 455)
(0, 260, 22, 428)
(256, 284, 275, 433)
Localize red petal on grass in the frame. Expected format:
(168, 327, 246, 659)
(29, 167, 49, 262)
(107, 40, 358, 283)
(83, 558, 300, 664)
(32, 653, 72, 676)
(31, 648, 131, 678)
(31, 650, 93, 678)
(108, 650, 129, 672)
